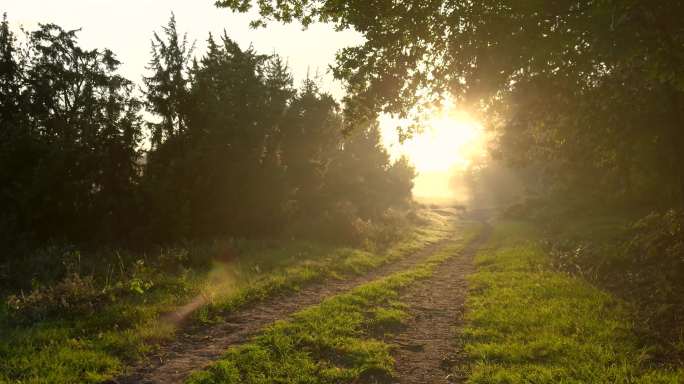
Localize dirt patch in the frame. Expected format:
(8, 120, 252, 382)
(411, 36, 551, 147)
(113, 235, 457, 384)
(388, 222, 491, 384)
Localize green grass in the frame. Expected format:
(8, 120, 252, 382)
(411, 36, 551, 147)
(0, 273, 195, 384)
(199, 210, 455, 320)
(186, 223, 483, 384)
(457, 220, 684, 383)
(0, 211, 454, 384)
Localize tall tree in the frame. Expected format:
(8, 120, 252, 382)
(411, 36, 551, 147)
(280, 79, 342, 217)
(143, 13, 194, 147)
(326, 122, 410, 219)
(0, 13, 30, 248)
(0, 18, 143, 251)
(142, 29, 292, 239)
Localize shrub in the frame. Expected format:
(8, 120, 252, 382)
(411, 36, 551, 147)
(626, 209, 684, 273)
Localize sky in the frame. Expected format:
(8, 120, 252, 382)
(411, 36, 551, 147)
(3, 0, 480, 202)
(2, 0, 362, 99)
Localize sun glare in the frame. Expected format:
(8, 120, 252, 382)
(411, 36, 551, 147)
(403, 113, 486, 173)
(381, 106, 488, 201)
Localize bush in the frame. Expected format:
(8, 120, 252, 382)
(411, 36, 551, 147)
(549, 210, 684, 292)
(626, 209, 684, 274)
(304, 201, 373, 246)
(290, 203, 415, 250)
(365, 208, 412, 250)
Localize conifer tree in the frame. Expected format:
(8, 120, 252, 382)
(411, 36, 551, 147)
(143, 13, 194, 147)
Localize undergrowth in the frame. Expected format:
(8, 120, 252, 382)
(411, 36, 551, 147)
(505, 198, 684, 364)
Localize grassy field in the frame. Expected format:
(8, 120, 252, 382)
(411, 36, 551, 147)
(186, 221, 482, 384)
(0, 210, 453, 384)
(456, 220, 684, 383)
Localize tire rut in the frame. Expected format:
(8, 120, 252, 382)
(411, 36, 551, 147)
(388, 221, 491, 384)
(114, 228, 459, 384)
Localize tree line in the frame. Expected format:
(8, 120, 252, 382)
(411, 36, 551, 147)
(0, 13, 415, 262)
(218, 0, 684, 209)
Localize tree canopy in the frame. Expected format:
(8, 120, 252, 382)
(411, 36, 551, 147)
(217, 1, 684, 205)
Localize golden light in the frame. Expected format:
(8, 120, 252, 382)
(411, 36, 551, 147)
(402, 112, 485, 173)
(381, 105, 489, 202)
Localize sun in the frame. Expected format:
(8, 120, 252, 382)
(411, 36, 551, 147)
(403, 112, 486, 173)
(381, 106, 488, 200)
(382, 107, 488, 174)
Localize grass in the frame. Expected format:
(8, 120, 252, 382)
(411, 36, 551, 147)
(0, 210, 454, 384)
(456, 220, 684, 383)
(186, 222, 483, 384)
(198, 210, 454, 320)
(0, 272, 195, 384)
(532, 209, 684, 364)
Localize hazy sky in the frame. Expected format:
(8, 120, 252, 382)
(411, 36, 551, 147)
(2, 0, 363, 99)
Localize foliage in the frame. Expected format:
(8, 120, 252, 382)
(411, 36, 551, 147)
(143, 13, 195, 147)
(141, 26, 290, 240)
(140, 17, 415, 242)
(6, 273, 104, 323)
(626, 210, 684, 279)
(539, 209, 684, 366)
(218, 1, 684, 206)
(0, 13, 417, 291)
(0, 15, 143, 253)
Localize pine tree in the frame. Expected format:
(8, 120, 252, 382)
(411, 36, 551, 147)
(143, 13, 194, 147)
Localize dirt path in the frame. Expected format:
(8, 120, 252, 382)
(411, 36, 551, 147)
(114, 224, 461, 384)
(388, 221, 491, 384)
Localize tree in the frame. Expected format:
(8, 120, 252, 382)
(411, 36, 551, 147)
(143, 13, 194, 148)
(0, 13, 30, 248)
(0, 13, 21, 122)
(326, 122, 412, 219)
(139, 17, 418, 242)
(280, 78, 342, 217)
(142, 28, 293, 239)
(0, 17, 143, 251)
(217, 0, 684, 206)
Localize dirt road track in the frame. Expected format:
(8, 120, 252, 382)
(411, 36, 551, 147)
(114, 228, 458, 384)
(389, 222, 491, 384)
